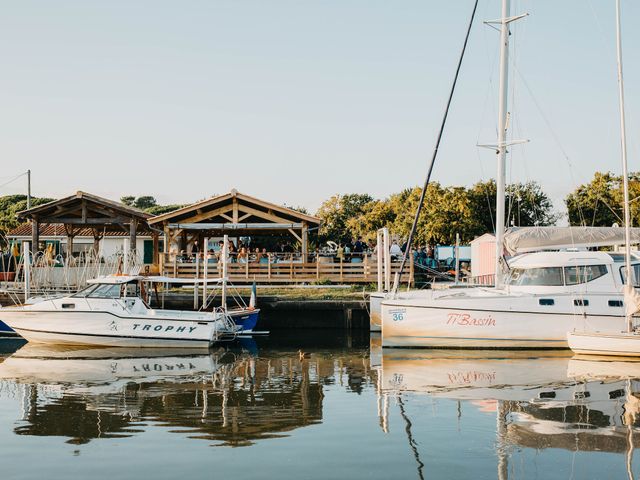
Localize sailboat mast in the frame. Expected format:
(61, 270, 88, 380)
(494, 0, 511, 288)
(616, 0, 633, 332)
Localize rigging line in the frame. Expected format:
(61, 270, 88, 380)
(512, 64, 588, 226)
(397, 396, 425, 480)
(397, 0, 479, 284)
(0, 172, 27, 190)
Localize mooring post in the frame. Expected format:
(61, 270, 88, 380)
(203, 236, 209, 307)
(455, 232, 460, 284)
(23, 241, 30, 303)
(194, 253, 200, 310)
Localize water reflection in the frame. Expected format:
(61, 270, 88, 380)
(2, 334, 640, 478)
(377, 347, 640, 478)
(0, 336, 373, 447)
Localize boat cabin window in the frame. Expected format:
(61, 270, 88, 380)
(564, 265, 608, 285)
(507, 267, 564, 286)
(86, 284, 122, 299)
(620, 264, 640, 287)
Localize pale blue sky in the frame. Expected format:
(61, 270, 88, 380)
(0, 0, 637, 218)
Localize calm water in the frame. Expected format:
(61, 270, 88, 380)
(0, 331, 639, 480)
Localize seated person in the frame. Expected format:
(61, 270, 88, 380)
(389, 240, 403, 261)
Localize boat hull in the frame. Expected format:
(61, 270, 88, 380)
(231, 309, 260, 333)
(369, 292, 385, 332)
(567, 331, 640, 357)
(0, 310, 229, 348)
(0, 320, 18, 336)
(382, 301, 625, 348)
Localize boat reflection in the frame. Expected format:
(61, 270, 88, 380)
(379, 349, 640, 479)
(0, 341, 373, 447)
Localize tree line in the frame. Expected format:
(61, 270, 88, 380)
(0, 171, 635, 246)
(316, 180, 559, 245)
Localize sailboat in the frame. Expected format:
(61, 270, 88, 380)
(567, 0, 640, 357)
(380, 0, 636, 348)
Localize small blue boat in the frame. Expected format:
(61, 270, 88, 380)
(230, 309, 260, 333)
(0, 320, 17, 336)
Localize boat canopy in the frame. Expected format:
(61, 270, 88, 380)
(504, 226, 640, 255)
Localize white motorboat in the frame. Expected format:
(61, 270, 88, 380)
(0, 275, 240, 348)
(382, 250, 638, 348)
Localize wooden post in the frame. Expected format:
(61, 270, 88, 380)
(31, 218, 39, 255)
(203, 236, 209, 307)
(340, 258, 343, 282)
(152, 232, 159, 265)
(409, 249, 414, 287)
(129, 219, 137, 254)
(301, 223, 308, 262)
(245, 256, 249, 279)
(316, 253, 320, 280)
(222, 235, 228, 309)
(455, 233, 460, 284)
(268, 254, 272, 279)
(23, 241, 30, 302)
(194, 253, 199, 310)
(92, 235, 101, 257)
(66, 234, 74, 259)
(363, 253, 369, 282)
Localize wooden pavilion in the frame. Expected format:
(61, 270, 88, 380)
(149, 189, 321, 260)
(17, 191, 155, 259)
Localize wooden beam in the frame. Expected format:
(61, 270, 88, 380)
(237, 212, 252, 222)
(236, 204, 293, 224)
(42, 217, 129, 225)
(232, 197, 239, 222)
(81, 201, 88, 223)
(288, 229, 302, 243)
(180, 204, 234, 224)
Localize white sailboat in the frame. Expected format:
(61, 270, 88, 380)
(567, 0, 640, 357)
(380, 0, 635, 348)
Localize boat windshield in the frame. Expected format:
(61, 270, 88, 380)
(72, 282, 138, 299)
(506, 267, 564, 286)
(507, 264, 609, 286)
(619, 264, 640, 287)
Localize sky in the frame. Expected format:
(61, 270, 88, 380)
(0, 0, 638, 219)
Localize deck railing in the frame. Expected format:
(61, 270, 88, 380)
(160, 252, 414, 284)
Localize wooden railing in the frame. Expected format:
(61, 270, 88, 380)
(160, 253, 413, 285)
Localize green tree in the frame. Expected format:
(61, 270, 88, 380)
(468, 179, 559, 231)
(566, 171, 640, 226)
(0, 195, 55, 246)
(120, 195, 184, 215)
(134, 196, 157, 210)
(144, 204, 186, 216)
(120, 195, 136, 207)
(316, 193, 373, 242)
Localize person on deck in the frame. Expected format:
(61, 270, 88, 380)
(390, 240, 403, 261)
(353, 237, 365, 258)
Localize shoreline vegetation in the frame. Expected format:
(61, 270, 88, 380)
(0, 171, 636, 248)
